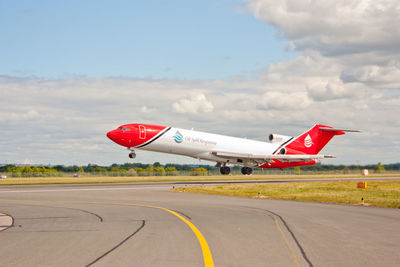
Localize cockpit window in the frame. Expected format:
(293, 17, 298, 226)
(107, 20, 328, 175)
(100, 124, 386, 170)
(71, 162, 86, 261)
(118, 127, 130, 131)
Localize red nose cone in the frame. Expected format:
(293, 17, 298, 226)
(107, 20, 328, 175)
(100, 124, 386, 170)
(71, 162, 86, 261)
(107, 124, 168, 148)
(107, 130, 118, 142)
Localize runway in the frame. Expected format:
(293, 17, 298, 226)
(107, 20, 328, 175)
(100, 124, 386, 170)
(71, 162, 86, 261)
(0, 182, 399, 266)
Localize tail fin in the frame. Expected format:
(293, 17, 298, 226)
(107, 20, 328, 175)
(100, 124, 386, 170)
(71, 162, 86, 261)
(283, 124, 359, 155)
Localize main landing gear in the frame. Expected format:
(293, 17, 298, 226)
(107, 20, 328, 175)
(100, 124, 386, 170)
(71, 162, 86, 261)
(220, 166, 231, 175)
(241, 167, 253, 175)
(219, 166, 253, 175)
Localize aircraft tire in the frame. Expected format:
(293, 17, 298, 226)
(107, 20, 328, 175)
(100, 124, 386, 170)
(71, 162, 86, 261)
(241, 167, 252, 175)
(220, 166, 230, 175)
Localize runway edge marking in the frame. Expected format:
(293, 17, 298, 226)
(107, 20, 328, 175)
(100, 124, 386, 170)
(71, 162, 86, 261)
(78, 201, 214, 267)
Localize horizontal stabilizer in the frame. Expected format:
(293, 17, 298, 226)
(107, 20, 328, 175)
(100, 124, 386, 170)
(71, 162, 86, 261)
(319, 127, 361, 133)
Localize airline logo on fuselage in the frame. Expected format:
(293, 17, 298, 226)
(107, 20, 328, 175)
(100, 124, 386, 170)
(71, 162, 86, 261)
(304, 134, 313, 148)
(173, 131, 183, 143)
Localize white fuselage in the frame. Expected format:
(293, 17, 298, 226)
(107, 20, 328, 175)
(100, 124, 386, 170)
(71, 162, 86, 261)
(139, 127, 281, 166)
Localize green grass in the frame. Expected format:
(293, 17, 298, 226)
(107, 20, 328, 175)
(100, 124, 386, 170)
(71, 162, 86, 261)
(0, 173, 397, 186)
(172, 181, 400, 208)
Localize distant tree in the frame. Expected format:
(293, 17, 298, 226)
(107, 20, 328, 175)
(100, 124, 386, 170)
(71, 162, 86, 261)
(146, 164, 154, 171)
(154, 166, 165, 176)
(375, 162, 385, 173)
(385, 163, 400, 171)
(136, 168, 146, 176)
(110, 166, 121, 172)
(71, 165, 80, 172)
(293, 167, 301, 174)
(126, 168, 137, 176)
(342, 167, 350, 174)
(145, 164, 154, 175)
(93, 166, 106, 173)
(20, 166, 33, 176)
(153, 162, 161, 167)
(165, 166, 178, 176)
(190, 167, 208, 176)
(21, 166, 32, 173)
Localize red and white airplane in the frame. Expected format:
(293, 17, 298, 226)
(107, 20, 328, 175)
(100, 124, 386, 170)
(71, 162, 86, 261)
(107, 123, 358, 175)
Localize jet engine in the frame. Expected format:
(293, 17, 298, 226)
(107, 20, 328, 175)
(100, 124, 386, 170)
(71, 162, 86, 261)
(268, 134, 292, 143)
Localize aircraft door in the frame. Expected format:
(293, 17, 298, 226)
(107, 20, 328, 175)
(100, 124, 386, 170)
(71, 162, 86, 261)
(139, 125, 146, 139)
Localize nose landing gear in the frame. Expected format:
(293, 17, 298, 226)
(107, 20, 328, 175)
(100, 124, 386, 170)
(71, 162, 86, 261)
(128, 148, 136, 159)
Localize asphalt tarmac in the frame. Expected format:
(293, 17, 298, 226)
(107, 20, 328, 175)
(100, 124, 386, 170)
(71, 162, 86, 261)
(0, 181, 399, 267)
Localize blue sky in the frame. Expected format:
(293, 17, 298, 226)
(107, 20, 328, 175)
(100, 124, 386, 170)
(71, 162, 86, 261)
(1, 0, 296, 79)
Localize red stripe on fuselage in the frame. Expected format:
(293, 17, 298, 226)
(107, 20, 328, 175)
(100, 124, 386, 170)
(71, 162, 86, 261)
(258, 160, 317, 169)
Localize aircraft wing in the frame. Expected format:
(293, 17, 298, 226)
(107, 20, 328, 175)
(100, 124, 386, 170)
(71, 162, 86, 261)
(211, 150, 334, 163)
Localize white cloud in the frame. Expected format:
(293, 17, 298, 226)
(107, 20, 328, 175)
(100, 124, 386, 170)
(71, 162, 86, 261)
(307, 81, 364, 101)
(247, 0, 400, 56)
(0, 109, 39, 122)
(259, 91, 312, 109)
(140, 105, 157, 113)
(246, 0, 400, 92)
(0, 74, 398, 165)
(341, 60, 400, 89)
(172, 93, 214, 114)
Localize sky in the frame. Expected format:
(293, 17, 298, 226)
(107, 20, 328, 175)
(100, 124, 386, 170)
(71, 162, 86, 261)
(1, 0, 399, 166)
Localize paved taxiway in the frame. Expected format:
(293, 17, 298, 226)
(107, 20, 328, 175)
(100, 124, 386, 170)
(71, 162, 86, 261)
(0, 181, 399, 267)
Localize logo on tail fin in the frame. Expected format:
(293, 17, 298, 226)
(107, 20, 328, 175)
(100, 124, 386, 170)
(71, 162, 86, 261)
(304, 134, 313, 148)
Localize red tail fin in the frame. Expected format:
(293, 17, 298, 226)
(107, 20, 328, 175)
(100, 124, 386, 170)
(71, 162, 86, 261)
(283, 124, 347, 155)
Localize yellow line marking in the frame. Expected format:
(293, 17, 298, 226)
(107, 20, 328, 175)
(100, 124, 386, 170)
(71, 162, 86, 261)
(152, 205, 214, 267)
(0, 199, 214, 266)
(273, 217, 301, 267)
(79, 201, 214, 267)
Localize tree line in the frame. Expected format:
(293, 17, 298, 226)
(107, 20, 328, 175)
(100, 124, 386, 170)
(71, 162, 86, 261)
(0, 162, 397, 177)
(0, 162, 211, 177)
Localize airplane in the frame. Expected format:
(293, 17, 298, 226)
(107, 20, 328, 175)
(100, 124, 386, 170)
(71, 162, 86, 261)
(107, 123, 359, 175)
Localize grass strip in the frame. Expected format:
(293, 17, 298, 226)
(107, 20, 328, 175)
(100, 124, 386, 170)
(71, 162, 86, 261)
(0, 173, 397, 186)
(172, 181, 400, 208)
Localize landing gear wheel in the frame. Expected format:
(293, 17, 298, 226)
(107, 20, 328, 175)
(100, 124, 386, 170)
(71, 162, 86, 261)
(241, 167, 252, 175)
(220, 166, 231, 175)
(128, 152, 136, 159)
